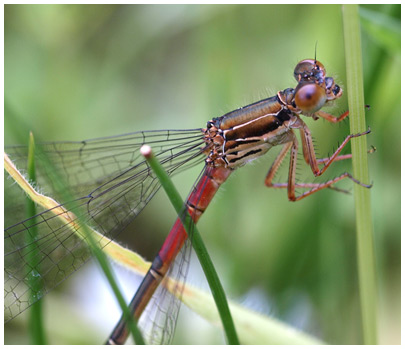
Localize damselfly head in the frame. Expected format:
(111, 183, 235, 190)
(293, 59, 343, 114)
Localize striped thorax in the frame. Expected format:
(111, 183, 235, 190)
(203, 90, 298, 169)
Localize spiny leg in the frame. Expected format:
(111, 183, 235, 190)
(316, 145, 376, 164)
(299, 123, 359, 166)
(264, 141, 292, 187)
(315, 110, 349, 123)
(270, 173, 371, 202)
(315, 105, 370, 123)
(300, 122, 371, 177)
(299, 127, 366, 166)
(299, 128, 311, 165)
(265, 130, 371, 201)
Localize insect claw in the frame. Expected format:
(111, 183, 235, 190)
(353, 128, 370, 138)
(347, 173, 373, 188)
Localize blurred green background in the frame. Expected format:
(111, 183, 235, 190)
(4, 4, 400, 345)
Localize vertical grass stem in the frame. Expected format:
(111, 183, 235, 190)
(26, 132, 47, 344)
(342, 4, 378, 344)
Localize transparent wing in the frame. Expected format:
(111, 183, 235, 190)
(4, 129, 206, 322)
(140, 239, 193, 344)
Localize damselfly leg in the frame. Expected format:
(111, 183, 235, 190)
(265, 120, 371, 201)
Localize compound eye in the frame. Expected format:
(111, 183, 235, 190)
(294, 83, 327, 113)
(294, 59, 326, 82)
(294, 61, 315, 82)
(332, 84, 342, 98)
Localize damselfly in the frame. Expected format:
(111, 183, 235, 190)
(4, 59, 370, 344)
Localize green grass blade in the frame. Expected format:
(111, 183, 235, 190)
(141, 145, 239, 345)
(25, 132, 47, 344)
(342, 4, 378, 344)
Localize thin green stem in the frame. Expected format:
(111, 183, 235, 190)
(141, 145, 239, 345)
(26, 132, 47, 344)
(342, 4, 378, 344)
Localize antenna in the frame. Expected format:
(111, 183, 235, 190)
(314, 41, 318, 63)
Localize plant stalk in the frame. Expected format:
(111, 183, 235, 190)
(342, 4, 378, 344)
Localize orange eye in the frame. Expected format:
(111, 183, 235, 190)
(294, 83, 327, 113)
(294, 59, 326, 82)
